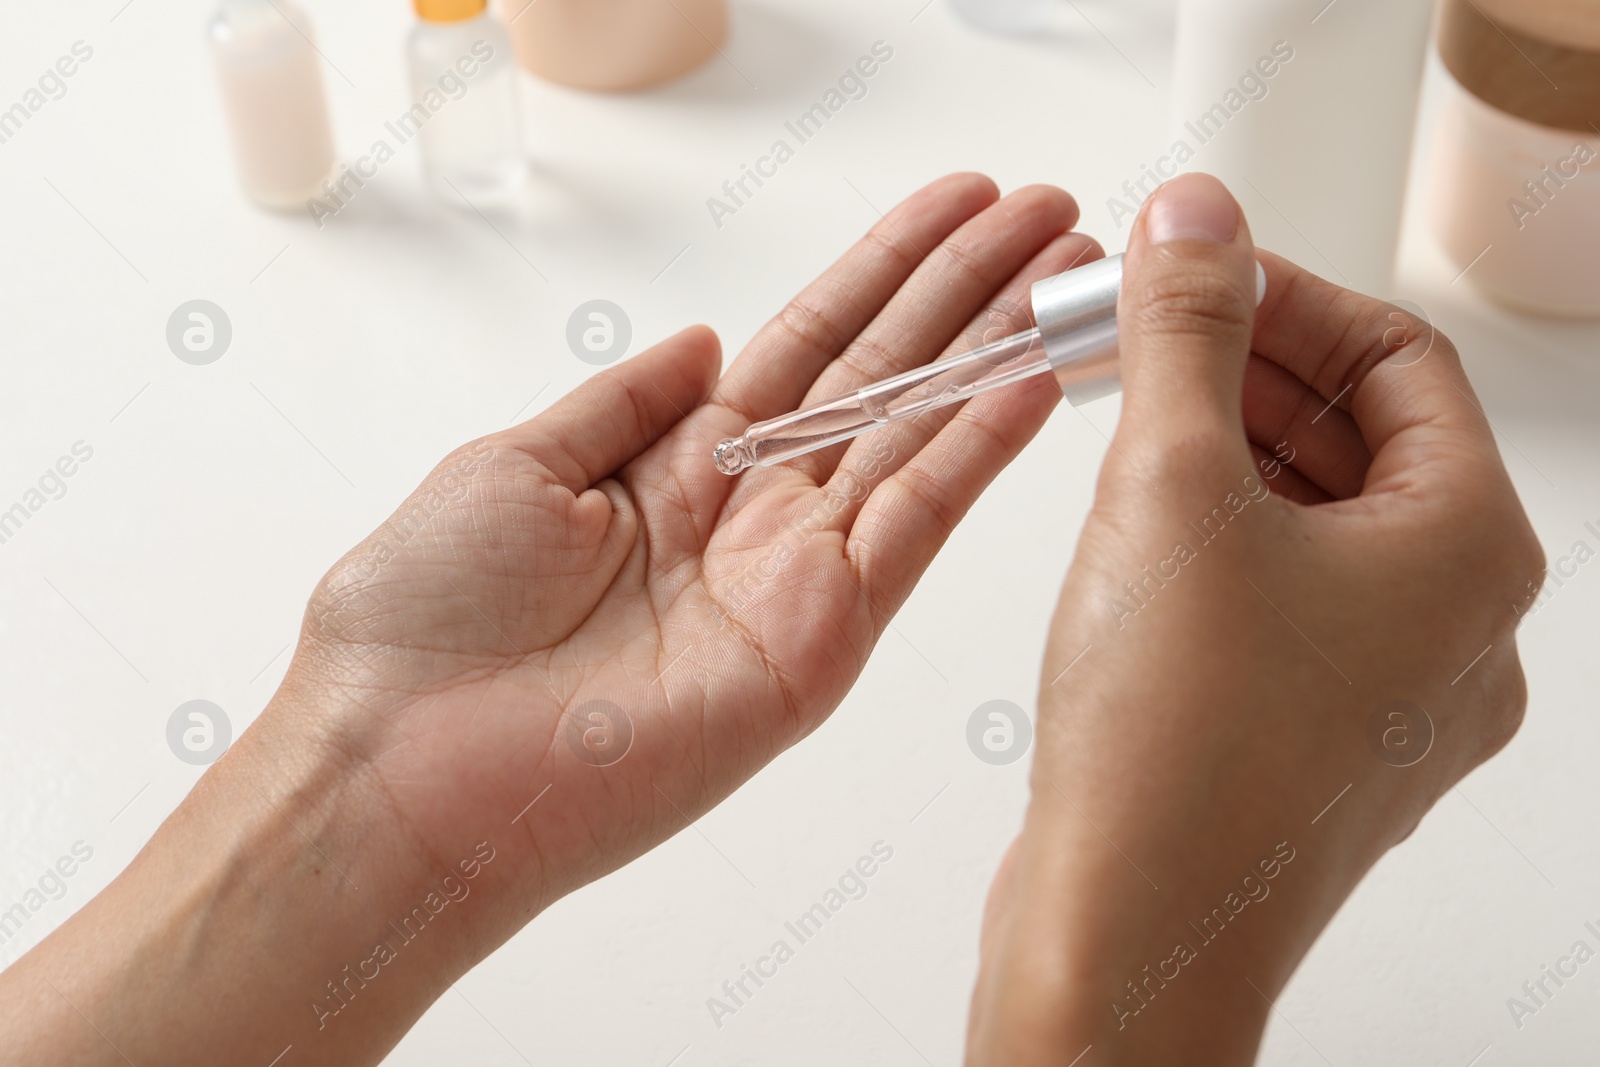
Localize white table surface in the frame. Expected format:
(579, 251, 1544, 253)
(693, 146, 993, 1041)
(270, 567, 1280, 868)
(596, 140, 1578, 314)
(3, 0, 1599, 1063)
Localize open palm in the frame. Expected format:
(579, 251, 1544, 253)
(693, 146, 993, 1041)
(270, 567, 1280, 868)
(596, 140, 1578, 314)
(284, 175, 1100, 914)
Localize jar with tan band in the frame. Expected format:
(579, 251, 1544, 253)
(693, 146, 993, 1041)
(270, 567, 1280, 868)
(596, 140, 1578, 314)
(1429, 0, 1600, 315)
(492, 0, 728, 92)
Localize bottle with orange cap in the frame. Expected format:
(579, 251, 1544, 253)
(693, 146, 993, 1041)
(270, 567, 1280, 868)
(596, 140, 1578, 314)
(406, 0, 526, 203)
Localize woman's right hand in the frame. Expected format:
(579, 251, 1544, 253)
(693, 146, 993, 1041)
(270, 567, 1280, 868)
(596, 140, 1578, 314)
(967, 173, 1545, 1066)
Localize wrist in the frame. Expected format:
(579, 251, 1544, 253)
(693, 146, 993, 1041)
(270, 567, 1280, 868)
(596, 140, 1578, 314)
(0, 684, 500, 1067)
(209, 677, 518, 991)
(972, 806, 1296, 1067)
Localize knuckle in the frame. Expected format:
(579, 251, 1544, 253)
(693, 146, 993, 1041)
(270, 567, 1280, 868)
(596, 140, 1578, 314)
(860, 223, 922, 274)
(773, 291, 854, 358)
(1501, 526, 1549, 610)
(1127, 268, 1253, 345)
(1475, 658, 1529, 762)
(1380, 306, 1434, 357)
(833, 332, 899, 384)
(1514, 523, 1548, 589)
(894, 464, 965, 540)
(1342, 298, 1461, 391)
(1454, 483, 1543, 589)
(935, 237, 989, 288)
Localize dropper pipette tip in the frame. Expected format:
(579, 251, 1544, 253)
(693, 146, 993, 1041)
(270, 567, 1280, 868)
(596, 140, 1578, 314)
(713, 437, 753, 475)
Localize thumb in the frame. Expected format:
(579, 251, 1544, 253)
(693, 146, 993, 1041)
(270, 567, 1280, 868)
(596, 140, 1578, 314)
(1115, 173, 1260, 476)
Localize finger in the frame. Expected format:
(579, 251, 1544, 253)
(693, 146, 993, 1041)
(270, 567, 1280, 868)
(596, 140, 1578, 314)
(710, 173, 1000, 426)
(720, 184, 1079, 512)
(1113, 173, 1260, 493)
(1250, 442, 1331, 506)
(848, 369, 1063, 616)
(1250, 248, 1423, 402)
(774, 185, 1081, 487)
(800, 184, 1081, 405)
(843, 241, 1096, 610)
(1250, 250, 1501, 492)
(500, 325, 721, 494)
(824, 232, 1104, 525)
(1241, 354, 1370, 500)
(1354, 339, 1504, 496)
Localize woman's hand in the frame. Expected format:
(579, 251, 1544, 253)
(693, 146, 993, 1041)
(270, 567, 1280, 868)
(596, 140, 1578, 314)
(286, 174, 1102, 927)
(966, 173, 1543, 1066)
(0, 174, 1103, 1067)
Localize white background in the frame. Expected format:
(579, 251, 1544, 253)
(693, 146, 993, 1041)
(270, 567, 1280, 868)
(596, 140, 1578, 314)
(2, 0, 1598, 1063)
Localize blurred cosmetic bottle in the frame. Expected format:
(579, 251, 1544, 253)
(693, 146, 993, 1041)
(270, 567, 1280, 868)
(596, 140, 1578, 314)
(210, 0, 337, 209)
(408, 0, 526, 202)
(1430, 0, 1600, 316)
(493, 0, 727, 91)
(1168, 0, 1434, 296)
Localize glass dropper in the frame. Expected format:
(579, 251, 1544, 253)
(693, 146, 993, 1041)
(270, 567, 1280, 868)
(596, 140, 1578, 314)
(712, 325, 1056, 474)
(713, 254, 1266, 475)
(714, 253, 1132, 475)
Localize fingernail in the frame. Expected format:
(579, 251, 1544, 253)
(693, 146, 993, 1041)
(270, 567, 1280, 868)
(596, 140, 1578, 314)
(1145, 174, 1239, 245)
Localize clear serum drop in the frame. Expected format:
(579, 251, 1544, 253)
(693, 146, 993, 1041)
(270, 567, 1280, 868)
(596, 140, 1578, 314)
(209, 0, 337, 210)
(407, 0, 526, 204)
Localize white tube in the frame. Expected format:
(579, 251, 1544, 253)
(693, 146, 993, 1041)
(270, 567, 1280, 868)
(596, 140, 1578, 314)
(1167, 0, 1434, 296)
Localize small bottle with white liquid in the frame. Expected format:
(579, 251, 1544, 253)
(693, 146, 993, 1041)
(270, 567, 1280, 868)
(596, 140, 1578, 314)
(407, 0, 526, 204)
(209, 0, 338, 209)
